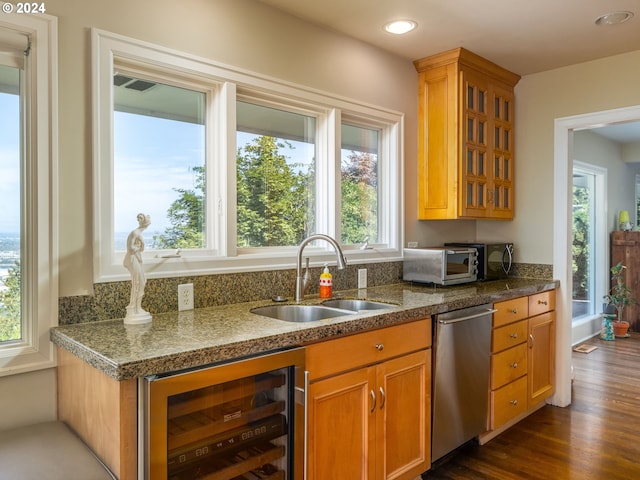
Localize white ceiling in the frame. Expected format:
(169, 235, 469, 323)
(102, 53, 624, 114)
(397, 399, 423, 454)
(589, 122, 640, 145)
(256, 0, 640, 76)
(257, 0, 640, 144)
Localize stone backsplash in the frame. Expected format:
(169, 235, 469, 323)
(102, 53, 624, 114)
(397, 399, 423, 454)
(58, 261, 552, 325)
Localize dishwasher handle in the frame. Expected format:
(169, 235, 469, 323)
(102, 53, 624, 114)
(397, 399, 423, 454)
(437, 308, 497, 325)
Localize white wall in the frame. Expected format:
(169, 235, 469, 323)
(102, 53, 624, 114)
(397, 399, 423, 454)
(0, 369, 56, 430)
(574, 130, 635, 231)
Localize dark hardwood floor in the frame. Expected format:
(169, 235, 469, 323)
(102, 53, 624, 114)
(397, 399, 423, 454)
(423, 332, 640, 479)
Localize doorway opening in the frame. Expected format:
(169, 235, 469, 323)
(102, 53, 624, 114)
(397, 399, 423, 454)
(554, 104, 640, 408)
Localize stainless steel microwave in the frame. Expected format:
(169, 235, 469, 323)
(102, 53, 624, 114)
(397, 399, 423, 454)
(403, 247, 478, 285)
(445, 242, 514, 280)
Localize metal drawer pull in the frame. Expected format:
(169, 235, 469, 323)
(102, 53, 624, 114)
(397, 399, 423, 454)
(510, 399, 518, 406)
(510, 362, 518, 369)
(370, 390, 376, 413)
(510, 333, 518, 339)
(375, 343, 384, 351)
(379, 387, 386, 409)
(510, 308, 518, 314)
(538, 299, 548, 305)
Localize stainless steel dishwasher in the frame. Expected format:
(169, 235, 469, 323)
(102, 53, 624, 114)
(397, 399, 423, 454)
(431, 303, 496, 463)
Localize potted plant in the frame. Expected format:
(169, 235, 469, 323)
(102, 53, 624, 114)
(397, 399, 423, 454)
(603, 262, 636, 337)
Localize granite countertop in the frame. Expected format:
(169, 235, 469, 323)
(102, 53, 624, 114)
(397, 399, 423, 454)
(50, 278, 558, 381)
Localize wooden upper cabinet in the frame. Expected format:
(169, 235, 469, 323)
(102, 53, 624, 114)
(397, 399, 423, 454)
(414, 48, 520, 220)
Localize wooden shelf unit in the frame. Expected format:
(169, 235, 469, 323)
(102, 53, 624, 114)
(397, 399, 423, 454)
(610, 231, 640, 331)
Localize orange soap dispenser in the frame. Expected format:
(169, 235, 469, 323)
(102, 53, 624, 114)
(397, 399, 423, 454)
(319, 263, 332, 298)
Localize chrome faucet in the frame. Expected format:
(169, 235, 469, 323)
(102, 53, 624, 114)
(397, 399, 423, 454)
(295, 234, 347, 302)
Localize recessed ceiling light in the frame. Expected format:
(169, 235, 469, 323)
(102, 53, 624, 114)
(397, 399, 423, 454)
(595, 11, 634, 26)
(384, 20, 417, 35)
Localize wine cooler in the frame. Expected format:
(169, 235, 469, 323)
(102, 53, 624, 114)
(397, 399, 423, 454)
(142, 348, 306, 480)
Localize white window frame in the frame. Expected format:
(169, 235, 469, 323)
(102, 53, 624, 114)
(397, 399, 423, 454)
(571, 161, 607, 327)
(0, 11, 58, 376)
(93, 29, 403, 282)
(339, 113, 399, 249)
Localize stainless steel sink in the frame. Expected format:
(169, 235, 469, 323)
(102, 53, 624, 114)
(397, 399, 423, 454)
(321, 299, 396, 311)
(251, 304, 354, 322)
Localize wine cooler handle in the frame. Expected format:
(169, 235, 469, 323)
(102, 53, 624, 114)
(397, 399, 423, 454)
(303, 370, 309, 480)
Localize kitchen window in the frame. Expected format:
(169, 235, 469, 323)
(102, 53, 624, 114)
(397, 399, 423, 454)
(341, 122, 381, 245)
(93, 29, 403, 282)
(113, 72, 209, 253)
(236, 99, 317, 249)
(0, 14, 58, 375)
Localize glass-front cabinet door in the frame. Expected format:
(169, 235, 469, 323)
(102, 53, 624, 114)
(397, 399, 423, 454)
(490, 84, 515, 219)
(461, 69, 514, 219)
(461, 69, 489, 218)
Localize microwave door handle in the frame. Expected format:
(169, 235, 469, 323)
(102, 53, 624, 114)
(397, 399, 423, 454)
(503, 245, 513, 275)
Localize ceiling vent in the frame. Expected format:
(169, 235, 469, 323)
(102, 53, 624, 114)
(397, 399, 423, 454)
(113, 74, 157, 92)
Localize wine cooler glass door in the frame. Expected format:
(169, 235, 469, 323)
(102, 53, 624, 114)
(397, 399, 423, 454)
(143, 348, 305, 480)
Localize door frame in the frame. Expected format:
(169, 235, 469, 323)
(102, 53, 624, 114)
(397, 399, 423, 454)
(553, 104, 640, 407)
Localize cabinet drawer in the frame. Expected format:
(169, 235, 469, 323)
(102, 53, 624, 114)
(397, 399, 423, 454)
(490, 376, 527, 430)
(491, 343, 527, 389)
(492, 320, 527, 353)
(493, 297, 528, 327)
(305, 319, 431, 381)
(529, 291, 555, 317)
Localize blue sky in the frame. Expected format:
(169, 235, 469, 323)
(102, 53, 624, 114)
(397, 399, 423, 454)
(0, 93, 19, 233)
(114, 111, 205, 234)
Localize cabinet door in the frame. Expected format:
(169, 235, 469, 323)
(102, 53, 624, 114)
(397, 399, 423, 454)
(528, 311, 556, 406)
(460, 67, 490, 218)
(610, 231, 640, 330)
(308, 367, 376, 480)
(377, 350, 431, 480)
(488, 82, 515, 219)
(416, 62, 460, 220)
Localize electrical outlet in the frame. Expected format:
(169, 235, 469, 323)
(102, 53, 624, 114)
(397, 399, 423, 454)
(358, 268, 367, 289)
(407, 241, 418, 248)
(178, 283, 194, 311)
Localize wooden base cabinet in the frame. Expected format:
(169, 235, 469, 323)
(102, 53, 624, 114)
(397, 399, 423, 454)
(484, 290, 556, 438)
(306, 320, 431, 480)
(413, 48, 520, 220)
(56, 348, 138, 480)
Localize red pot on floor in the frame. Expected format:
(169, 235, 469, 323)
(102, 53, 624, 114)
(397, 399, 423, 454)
(613, 320, 630, 337)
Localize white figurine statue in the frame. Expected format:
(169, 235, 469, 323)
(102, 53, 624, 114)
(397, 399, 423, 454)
(123, 213, 152, 324)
